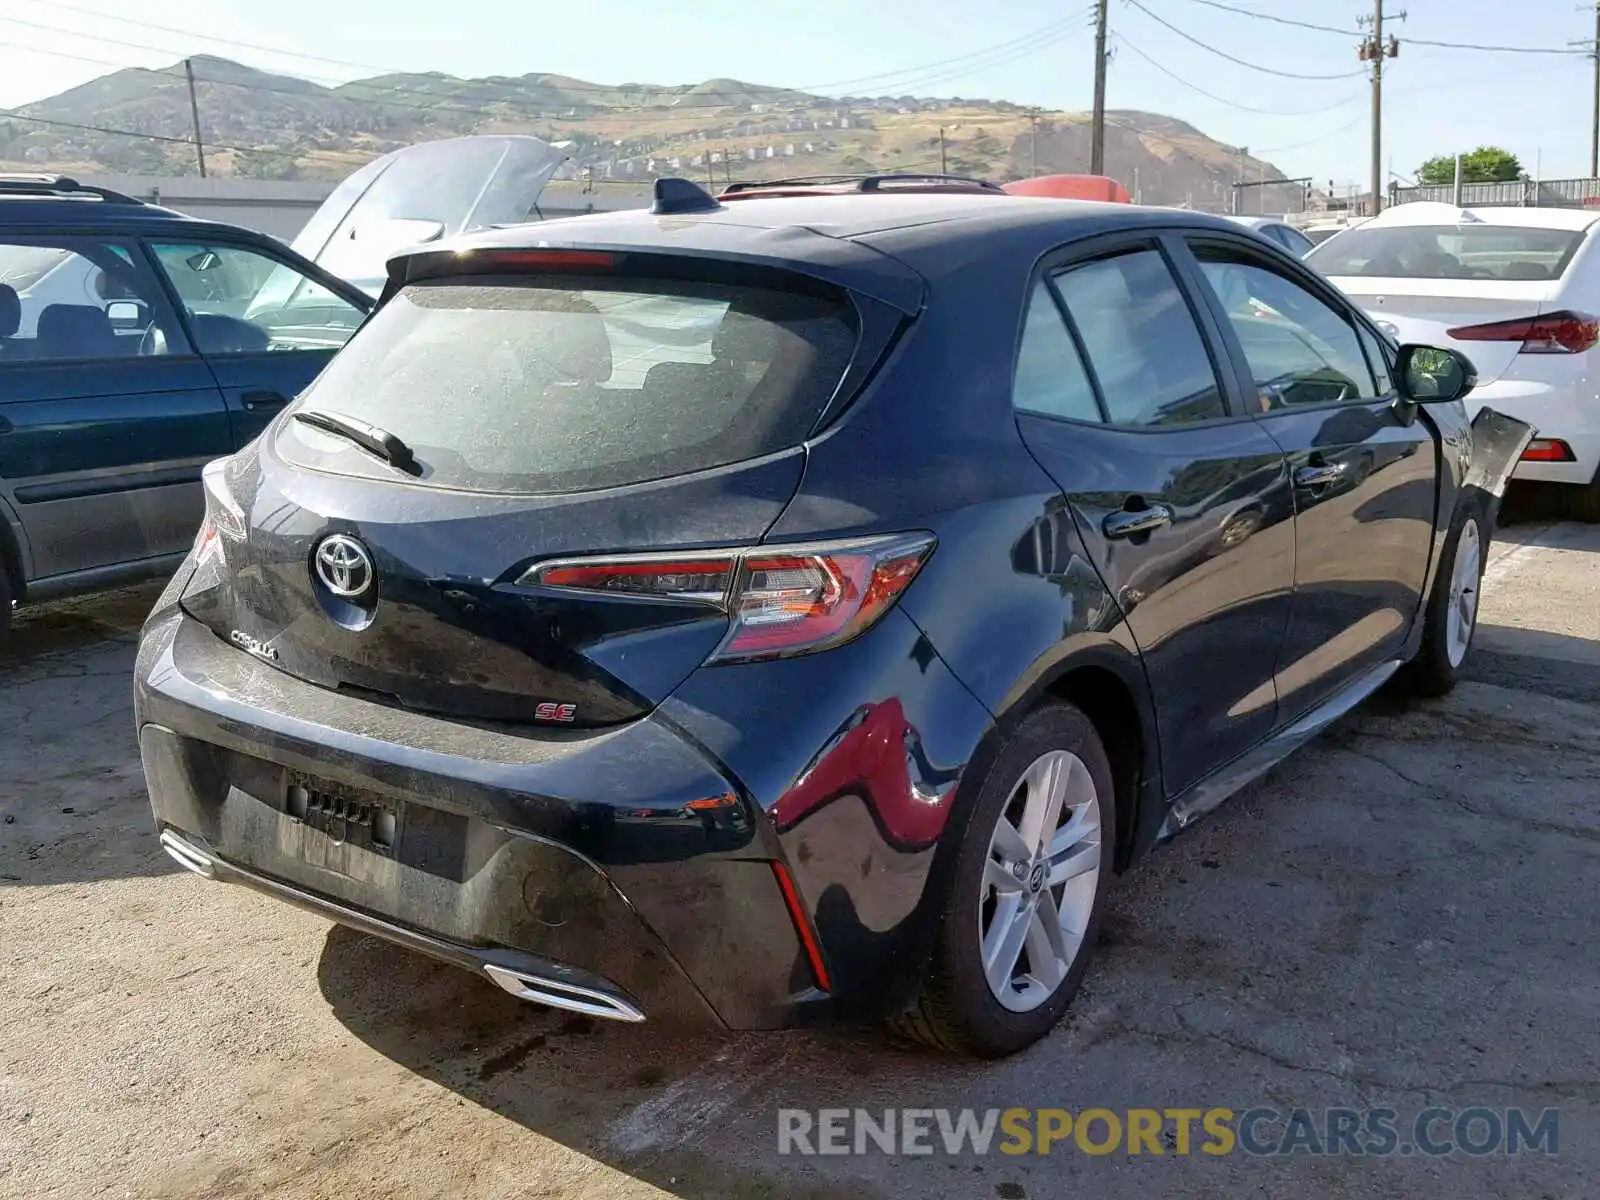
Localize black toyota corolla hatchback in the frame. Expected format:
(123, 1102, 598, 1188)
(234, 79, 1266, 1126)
(137, 178, 1531, 1056)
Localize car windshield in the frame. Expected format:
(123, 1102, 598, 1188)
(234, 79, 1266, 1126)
(276, 272, 859, 493)
(0, 244, 73, 292)
(1307, 223, 1586, 281)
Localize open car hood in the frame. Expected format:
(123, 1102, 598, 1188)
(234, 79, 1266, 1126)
(291, 136, 570, 296)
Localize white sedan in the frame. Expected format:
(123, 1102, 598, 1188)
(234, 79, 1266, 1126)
(1308, 201, 1600, 519)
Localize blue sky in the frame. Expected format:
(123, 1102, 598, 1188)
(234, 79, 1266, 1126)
(1, 0, 1593, 188)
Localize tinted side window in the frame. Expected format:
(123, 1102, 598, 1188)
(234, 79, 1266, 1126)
(0, 236, 179, 362)
(1012, 281, 1101, 423)
(150, 241, 365, 355)
(1277, 227, 1315, 256)
(1052, 249, 1227, 428)
(1192, 246, 1378, 411)
(1357, 325, 1394, 394)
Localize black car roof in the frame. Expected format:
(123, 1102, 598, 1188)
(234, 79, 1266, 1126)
(395, 194, 1243, 313)
(0, 194, 254, 236)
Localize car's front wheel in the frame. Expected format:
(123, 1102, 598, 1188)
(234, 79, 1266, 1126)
(893, 702, 1113, 1057)
(1400, 499, 1485, 697)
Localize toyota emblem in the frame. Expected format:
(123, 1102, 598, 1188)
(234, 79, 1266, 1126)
(313, 534, 374, 598)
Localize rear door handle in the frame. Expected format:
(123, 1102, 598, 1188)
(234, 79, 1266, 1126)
(1102, 505, 1173, 539)
(1294, 463, 1346, 488)
(240, 390, 287, 413)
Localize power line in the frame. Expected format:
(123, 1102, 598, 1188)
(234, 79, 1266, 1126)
(796, 9, 1095, 91)
(1403, 35, 1583, 55)
(1114, 33, 1364, 115)
(1123, 0, 1370, 79)
(1173, 0, 1357, 36)
(21, 0, 1094, 101)
(0, 107, 380, 167)
(1174, 0, 1584, 56)
(4, 11, 1093, 135)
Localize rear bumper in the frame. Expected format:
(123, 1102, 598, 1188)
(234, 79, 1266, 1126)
(136, 605, 821, 1030)
(155, 826, 647, 1023)
(136, 587, 995, 1030)
(1467, 379, 1600, 486)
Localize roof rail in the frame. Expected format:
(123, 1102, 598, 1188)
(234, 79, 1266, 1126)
(0, 174, 145, 205)
(721, 172, 1005, 196)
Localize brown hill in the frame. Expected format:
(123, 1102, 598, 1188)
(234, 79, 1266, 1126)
(1, 56, 1297, 209)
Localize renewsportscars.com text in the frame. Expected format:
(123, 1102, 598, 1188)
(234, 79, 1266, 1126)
(776, 1106, 1560, 1158)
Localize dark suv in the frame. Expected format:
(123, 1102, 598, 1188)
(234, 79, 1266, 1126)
(0, 175, 372, 639)
(136, 179, 1530, 1056)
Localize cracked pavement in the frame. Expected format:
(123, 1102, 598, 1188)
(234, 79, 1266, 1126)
(1, 516, 1597, 1199)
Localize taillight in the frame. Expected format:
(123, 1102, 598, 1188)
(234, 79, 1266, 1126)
(532, 558, 733, 605)
(1447, 309, 1600, 354)
(1521, 438, 1576, 462)
(194, 458, 245, 563)
(520, 532, 935, 663)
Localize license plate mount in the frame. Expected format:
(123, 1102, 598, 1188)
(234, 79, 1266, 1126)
(284, 774, 399, 859)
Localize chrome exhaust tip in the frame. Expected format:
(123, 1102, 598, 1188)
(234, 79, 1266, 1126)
(159, 829, 216, 879)
(483, 964, 645, 1023)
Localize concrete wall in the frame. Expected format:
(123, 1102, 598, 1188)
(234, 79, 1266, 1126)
(86, 176, 334, 242)
(84, 175, 652, 243)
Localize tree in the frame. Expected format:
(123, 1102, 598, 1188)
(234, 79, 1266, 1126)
(1416, 146, 1523, 186)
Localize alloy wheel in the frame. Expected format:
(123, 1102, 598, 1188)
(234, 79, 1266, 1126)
(1446, 518, 1482, 669)
(979, 749, 1103, 1013)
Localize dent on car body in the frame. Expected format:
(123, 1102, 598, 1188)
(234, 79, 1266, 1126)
(1465, 408, 1537, 498)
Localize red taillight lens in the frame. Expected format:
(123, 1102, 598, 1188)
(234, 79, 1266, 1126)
(520, 533, 935, 663)
(532, 558, 734, 605)
(719, 541, 930, 660)
(1521, 438, 1576, 462)
(1447, 309, 1600, 354)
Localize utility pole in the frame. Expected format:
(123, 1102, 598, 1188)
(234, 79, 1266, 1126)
(1027, 109, 1041, 176)
(1564, 4, 1600, 177)
(184, 58, 207, 178)
(1357, 3, 1403, 214)
(1090, 0, 1109, 175)
(939, 126, 948, 174)
(1587, 2, 1600, 177)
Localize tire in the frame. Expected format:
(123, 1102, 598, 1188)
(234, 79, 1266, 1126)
(1399, 498, 1486, 698)
(1563, 477, 1600, 524)
(0, 564, 11, 647)
(890, 702, 1114, 1057)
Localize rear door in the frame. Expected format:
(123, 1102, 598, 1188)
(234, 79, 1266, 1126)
(0, 232, 228, 582)
(1182, 233, 1437, 717)
(144, 237, 369, 448)
(1011, 235, 1295, 796)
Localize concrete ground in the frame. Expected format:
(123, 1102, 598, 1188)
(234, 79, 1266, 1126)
(2, 511, 1597, 1199)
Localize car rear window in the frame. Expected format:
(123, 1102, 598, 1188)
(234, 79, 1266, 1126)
(276, 274, 858, 493)
(1307, 224, 1587, 281)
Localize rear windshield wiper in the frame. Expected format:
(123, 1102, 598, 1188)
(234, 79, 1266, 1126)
(293, 409, 420, 476)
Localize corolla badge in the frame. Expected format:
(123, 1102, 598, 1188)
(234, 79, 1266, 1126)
(313, 533, 375, 598)
(229, 629, 279, 661)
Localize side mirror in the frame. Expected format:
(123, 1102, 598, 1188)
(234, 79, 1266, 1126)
(1395, 343, 1477, 405)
